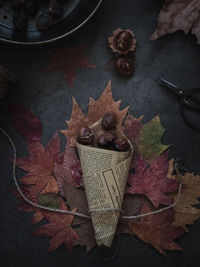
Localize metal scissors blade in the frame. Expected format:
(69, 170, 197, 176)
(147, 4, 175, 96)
(158, 77, 184, 97)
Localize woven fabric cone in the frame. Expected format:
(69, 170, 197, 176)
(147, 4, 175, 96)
(77, 122, 133, 247)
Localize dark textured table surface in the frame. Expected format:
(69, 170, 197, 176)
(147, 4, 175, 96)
(0, 0, 200, 266)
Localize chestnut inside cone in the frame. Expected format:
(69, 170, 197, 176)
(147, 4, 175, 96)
(77, 126, 94, 145)
(97, 133, 116, 148)
(102, 111, 117, 130)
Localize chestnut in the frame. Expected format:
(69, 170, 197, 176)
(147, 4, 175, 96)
(114, 138, 130, 152)
(77, 126, 94, 145)
(97, 133, 116, 148)
(115, 57, 135, 76)
(115, 31, 132, 51)
(102, 111, 117, 130)
(36, 11, 53, 31)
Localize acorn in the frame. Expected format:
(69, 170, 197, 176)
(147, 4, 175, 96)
(77, 126, 94, 145)
(108, 28, 136, 55)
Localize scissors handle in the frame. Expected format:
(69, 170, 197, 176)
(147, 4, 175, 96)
(181, 97, 200, 112)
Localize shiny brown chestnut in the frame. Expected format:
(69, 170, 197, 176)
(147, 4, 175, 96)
(97, 133, 116, 148)
(102, 111, 117, 130)
(77, 126, 94, 145)
(115, 31, 133, 51)
(115, 57, 135, 76)
(114, 138, 130, 151)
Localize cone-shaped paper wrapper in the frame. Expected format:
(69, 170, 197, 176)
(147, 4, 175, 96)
(77, 123, 133, 247)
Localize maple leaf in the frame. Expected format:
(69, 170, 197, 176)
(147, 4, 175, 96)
(33, 199, 80, 253)
(127, 152, 179, 208)
(54, 140, 82, 196)
(63, 182, 96, 252)
(151, 0, 200, 44)
(12, 187, 44, 224)
(61, 81, 129, 147)
(123, 115, 143, 145)
(15, 133, 60, 223)
(129, 202, 185, 255)
(45, 46, 96, 89)
(137, 115, 169, 163)
(10, 103, 42, 142)
(123, 115, 169, 163)
(17, 133, 60, 196)
(117, 194, 143, 235)
(85, 81, 129, 127)
(169, 170, 200, 230)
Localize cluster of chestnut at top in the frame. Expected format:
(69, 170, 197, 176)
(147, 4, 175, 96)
(77, 111, 130, 152)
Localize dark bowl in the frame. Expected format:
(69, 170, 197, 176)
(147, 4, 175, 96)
(0, 0, 102, 45)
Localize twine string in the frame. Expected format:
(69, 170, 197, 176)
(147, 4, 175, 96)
(0, 127, 182, 220)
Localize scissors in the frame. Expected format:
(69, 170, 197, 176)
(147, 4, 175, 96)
(159, 77, 200, 131)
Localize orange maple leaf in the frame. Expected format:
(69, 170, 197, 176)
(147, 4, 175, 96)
(15, 132, 60, 223)
(61, 81, 129, 146)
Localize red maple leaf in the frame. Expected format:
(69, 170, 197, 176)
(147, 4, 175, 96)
(33, 199, 80, 253)
(54, 140, 83, 196)
(46, 46, 96, 90)
(129, 202, 185, 255)
(123, 114, 143, 144)
(127, 152, 178, 208)
(12, 188, 44, 224)
(10, 103, 43, 142)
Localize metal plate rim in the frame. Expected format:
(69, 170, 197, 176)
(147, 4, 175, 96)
(0, 0, 102, 46)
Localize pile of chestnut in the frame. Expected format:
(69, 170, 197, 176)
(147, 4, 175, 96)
(77, 112, 130, 152)
(7, 0, 64, 31)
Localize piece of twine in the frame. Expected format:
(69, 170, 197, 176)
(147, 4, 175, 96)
(0, 127, 182, 221)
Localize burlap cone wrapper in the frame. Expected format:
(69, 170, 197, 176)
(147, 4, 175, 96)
(77, 121, 133, 247)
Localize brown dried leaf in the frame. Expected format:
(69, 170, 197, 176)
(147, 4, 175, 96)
(61, 81, 129, 147)
(151, 0, 200, 44)
(86, 81, 129, 127)
(117, 194, 143, 235)
(63, 182, 96, 252)
(170, 172, 200, 230)
(60, 98, 86, 147)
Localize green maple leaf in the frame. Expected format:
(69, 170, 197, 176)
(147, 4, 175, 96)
(137, 115, 169, 162)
